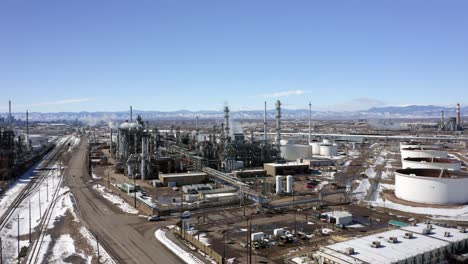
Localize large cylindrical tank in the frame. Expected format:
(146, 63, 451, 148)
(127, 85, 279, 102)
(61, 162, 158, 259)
(280, 144, 312, 161)
(275, 176, 283, 194)
(310, 141, 321, 155)
(286, 175, 294, 193)
(402, 157, 461, 170)
(320, 144, 338, 157)
(400, 147, 448, 160)
(400, 142, 441, 152)
(395, 169, 468, 204)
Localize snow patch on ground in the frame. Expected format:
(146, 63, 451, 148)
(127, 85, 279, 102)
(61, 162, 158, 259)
(372, 197, 468, 220)
(93, 184, 138, 214)
(155, 229, 204, 264)
(352, 179, 370, 200)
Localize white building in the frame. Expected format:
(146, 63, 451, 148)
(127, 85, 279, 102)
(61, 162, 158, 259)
(315, 223, 468, 264)
(322, 211, 352, 226)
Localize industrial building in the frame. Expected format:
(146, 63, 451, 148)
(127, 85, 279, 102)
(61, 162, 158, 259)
(264, 162, 309, 176)
(439, 103, 464, 131)
(395, 169, 468, 205)
(321, 211, 353, 225)
(158, 172, 207, 186)
(232, 169, 267, 180)
(315, 223, 468, 264)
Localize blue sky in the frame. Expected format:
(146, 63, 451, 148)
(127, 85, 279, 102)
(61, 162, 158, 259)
(1, 0, 467, 112)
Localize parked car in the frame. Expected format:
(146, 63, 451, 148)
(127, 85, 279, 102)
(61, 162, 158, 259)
(147, 215, 161, 221)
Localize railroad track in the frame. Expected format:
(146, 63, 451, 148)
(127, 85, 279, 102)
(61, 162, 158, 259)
(0, 137, 71, 232)
(27, 162, 68, 264)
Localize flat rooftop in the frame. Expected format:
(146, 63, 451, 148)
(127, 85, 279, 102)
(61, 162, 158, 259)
(396, 169, 468, 179)
(402, 224, 468, 244)
(324, 228, 449, 264)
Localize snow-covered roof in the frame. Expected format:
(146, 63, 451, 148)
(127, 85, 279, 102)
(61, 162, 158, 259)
(402, 223, 468, 244)
(324, 229, 449, 264)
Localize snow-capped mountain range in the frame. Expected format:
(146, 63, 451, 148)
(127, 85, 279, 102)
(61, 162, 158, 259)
(1, 105, 466, 122)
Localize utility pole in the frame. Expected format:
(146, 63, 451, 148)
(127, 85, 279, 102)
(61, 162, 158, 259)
(292, 182, 297, 235)
(133, 162, 137, 208)
(14, 215, 23, 264)
(38, 187, 42, 218)
(0, 237, 3, 264)
(46, 178, 49, 202)
(107, 171, 110, 190)
(29, 200, 32, 243)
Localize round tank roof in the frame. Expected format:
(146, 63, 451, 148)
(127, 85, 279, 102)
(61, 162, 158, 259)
(396, 168, 468, 179)
(403, 157, 460, 164)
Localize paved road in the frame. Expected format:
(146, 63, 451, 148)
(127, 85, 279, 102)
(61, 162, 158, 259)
(64, 139, 183, 264)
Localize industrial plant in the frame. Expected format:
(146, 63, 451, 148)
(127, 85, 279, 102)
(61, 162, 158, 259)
(0, 100, 467, 264)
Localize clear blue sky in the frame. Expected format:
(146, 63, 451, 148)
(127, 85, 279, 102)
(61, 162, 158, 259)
(1, 0, 467, 112)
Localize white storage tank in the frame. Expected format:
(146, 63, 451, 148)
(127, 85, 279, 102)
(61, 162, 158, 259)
(400, 147, 448, 160)
(320, 144, 338, 157)
(280, 144, 312, 161)
(400, 142, 442, 152)
(395, 169, 468, 205)
(402, 157, 461, 170)
(286, 175, 294, 193)
(310, 141, 321, 155)
(276, 176, 283, 194)
(322, 139, 331, 144)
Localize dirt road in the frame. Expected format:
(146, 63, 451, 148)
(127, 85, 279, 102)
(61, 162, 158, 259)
(65, 139, 183, 264)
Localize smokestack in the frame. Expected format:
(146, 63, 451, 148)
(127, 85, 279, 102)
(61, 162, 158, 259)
(26, 110, 29, 151)
(456, 103, 461, 125)
(8, 100, 11, 130)
(308, 102, 312, 144)
(275, 100, 281, 152)
(224, 106, 230, 141)
(110, 128, 113, 158)
(263, 101, 267, 142)
(441, 110, 444, 126)
(130, 106, 133, 123)
(196, 116, 199, 143)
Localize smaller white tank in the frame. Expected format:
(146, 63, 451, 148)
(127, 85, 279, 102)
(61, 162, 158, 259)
(276, 176, 283, 194)
(310, 141, 321, 155)
(322, 139, 331, 144)
(286, 175, 294, 193)
(320, 144, 338, 157)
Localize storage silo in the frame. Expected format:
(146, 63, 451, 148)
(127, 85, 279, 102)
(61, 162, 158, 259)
(400, 147, 448, 160)
(280, 144, 312, 160)
(402, 157, 461, 170)
(310, 141, 321, 155)
(395, 169, 468, 204)
(275, 176, 283, 194)
(286, 175, 294, 193)
(320, 144, 338, 157)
